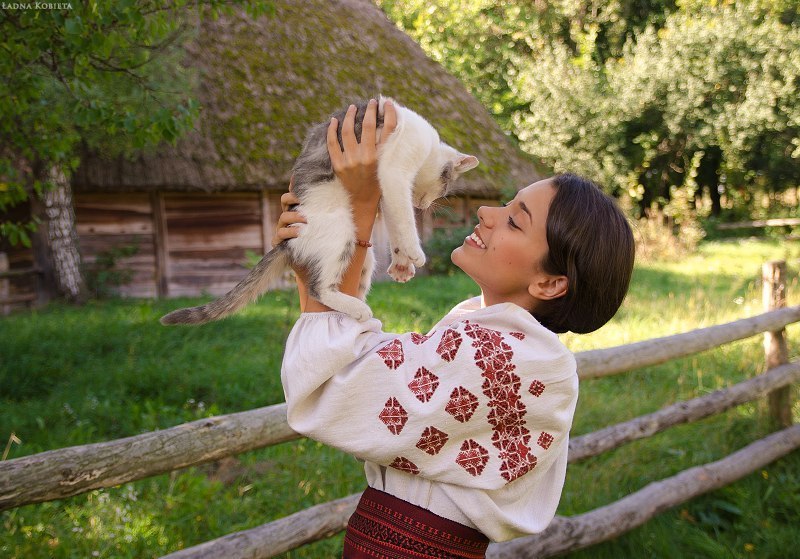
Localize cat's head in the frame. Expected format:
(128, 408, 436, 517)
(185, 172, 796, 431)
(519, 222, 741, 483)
(412, 142, 479, 209)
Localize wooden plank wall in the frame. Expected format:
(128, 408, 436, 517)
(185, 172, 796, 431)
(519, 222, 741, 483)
(163, 193, 263, 297)
(75, 193, 158, 298)
(0, 201, 38, 313)
(74, 191, 282, 299)
(67, 191, 498, 300)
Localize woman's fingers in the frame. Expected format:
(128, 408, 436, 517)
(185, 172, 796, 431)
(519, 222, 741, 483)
(379, 99, 397, 147)
(280, 191, 300, 212)
(327, 117, 343, 168)
(275, 187, 304, 249)
(341, 104, 359, 154)
(278, 210, 306, 228)
(361, 99, 377, 147)
(272, 211, 306, 248)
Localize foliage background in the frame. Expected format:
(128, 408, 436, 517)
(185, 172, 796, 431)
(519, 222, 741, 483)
(377, 0, 800, 227)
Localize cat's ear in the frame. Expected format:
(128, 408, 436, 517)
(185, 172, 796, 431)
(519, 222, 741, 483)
(455, 154, 479, 173)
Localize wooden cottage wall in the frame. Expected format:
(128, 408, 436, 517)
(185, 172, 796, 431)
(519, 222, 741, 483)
(162, 193, 263, 297)
(0, 201, 38, 314)
(74, 191, 280, 299)
(75, 194, 158, 298)
(68, 190, 498, 300)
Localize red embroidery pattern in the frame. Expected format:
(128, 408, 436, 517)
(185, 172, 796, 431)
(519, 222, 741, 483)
(473, 339, 515, 374)
(416, 426, 449, 455)
(408, 367, 439, 403)
(529, 380, 546, 397)
(456, 439, 489, 476)
(466, 323, 536, 482)
(377, 339, 404, 370)
(464, 321, 504, 346)
(411, 332, 431, 345)
(389, 456, 420, 475)
(379, 397, 408, 435)
(537, 431, 554, 450)
(499, 449, 537, 482)
(445, 386, 479, 423)
(510, 332, 526, 340)
(436, 329, 463, 362)
(481, 369, 521, 401)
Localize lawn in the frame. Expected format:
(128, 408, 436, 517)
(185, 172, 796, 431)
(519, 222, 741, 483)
(2, 238, 799, 558)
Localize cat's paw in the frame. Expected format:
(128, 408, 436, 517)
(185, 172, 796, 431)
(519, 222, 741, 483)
(337, 300, 373, 321)
(349, 304, 373, 322)
(404, 246, 426, 267)
(387, 258, 417, 283)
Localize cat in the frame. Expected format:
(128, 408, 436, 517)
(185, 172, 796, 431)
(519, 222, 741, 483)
(160, 96, 478, 324)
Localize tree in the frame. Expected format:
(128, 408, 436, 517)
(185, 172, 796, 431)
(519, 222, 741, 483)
(377, 0, 676, 134)
(379, 0, 800, 220)
(600, 2, 800, 216)
(0, 0, 271, 300)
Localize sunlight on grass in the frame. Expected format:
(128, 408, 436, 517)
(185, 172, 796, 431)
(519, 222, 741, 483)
(1, 239, 799, 558)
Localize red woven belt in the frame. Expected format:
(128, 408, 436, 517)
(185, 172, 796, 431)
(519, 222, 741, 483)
(343, 487, 489, 559)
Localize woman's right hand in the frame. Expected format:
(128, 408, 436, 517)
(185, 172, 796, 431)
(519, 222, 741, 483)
(273, 180, 311, 309)
(271, 188, 306, 250)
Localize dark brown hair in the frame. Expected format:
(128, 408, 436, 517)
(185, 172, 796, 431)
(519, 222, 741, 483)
(533, 173, 635, 334)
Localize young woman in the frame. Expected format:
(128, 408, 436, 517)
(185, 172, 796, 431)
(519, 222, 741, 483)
(276, 100, 635, 558)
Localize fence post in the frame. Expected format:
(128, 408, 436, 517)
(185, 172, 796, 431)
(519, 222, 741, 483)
(0, 252, 8, 316)
(763, 260, 792, 427)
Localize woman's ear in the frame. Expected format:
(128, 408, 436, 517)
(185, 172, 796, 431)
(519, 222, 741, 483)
(528, 274, 568, 301)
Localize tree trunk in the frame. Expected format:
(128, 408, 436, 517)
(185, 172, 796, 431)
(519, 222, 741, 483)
(32, 165, 85, 302)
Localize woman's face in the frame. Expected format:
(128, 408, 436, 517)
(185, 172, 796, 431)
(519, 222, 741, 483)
(451, 178, 567, 310)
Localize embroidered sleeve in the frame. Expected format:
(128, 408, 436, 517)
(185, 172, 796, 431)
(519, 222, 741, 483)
(281, 312, 577, 490)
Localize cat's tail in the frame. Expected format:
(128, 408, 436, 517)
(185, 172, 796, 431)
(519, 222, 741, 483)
(160, 246, 290, 325)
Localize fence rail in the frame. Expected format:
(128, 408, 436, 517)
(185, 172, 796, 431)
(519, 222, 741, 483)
(716, 217, 800, 230)
(1, 261, 797, 558)
(491, 423, 800, 558)
(3, 306, 798, 512)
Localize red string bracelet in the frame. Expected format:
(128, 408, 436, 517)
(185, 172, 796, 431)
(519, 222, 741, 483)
(355, 239, 373, 248)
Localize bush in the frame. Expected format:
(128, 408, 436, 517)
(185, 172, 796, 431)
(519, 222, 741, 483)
(634, 209, 703, 262)
(423, 225, 473, 275)
(83, 244, 139, 299)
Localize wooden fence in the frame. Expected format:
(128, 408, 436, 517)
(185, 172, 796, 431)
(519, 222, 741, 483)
(1, 261, 798, 557)
(716, 217, 800, 230)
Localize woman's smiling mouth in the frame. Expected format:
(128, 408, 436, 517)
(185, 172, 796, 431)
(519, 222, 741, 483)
(465, 230, 486, 249)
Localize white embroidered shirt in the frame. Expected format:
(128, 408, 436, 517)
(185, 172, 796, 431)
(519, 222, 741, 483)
(280, 297, 578, 542)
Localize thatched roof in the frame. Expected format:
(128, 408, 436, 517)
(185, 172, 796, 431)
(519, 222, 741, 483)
(72, 0, 543, 196)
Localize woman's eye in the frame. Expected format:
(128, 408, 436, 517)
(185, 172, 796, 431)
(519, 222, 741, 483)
(508, 216, 519, 230)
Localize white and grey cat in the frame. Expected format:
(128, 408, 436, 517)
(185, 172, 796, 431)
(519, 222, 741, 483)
(160, 96, 478, 324)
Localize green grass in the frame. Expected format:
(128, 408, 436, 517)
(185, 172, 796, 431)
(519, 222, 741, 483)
(2, 238, 799, 558)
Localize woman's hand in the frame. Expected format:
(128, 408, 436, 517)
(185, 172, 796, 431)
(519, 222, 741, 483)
(326, 98, 397, 212)
(273, 177, 310, 310)
(271, 183, 306, 250)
